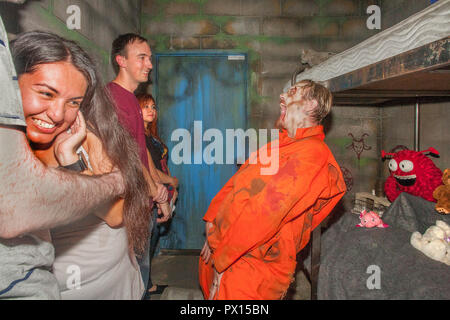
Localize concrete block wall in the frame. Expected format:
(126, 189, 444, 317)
(325, 106, 382, 210)
(141, 0, 382, 131)
(0, 0, 141, 81)
(381, 100, 450, 176)
(381, 0, 430, 29)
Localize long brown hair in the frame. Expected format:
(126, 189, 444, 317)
(13, 31, 151, 255)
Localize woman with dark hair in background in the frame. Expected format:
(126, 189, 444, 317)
(137, 93, 178, 299)
(12, 31, 151, 299)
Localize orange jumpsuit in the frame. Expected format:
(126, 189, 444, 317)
(199, 125, 346, 300)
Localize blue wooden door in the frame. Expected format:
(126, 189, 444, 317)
(155, 52, 248, 249)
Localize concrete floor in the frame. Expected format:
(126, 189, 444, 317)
(147, 249, 312, 300)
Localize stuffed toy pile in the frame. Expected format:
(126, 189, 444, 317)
(382, 148, 443, 203)
(410, 220, 450, 266)
(433, 169, 450, 215)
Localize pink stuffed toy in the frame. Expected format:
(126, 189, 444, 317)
(356, 210, 389, 228)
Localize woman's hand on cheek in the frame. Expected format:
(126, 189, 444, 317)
(54, 110, 87, 166)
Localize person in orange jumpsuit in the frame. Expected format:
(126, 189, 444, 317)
(199, 80, 346, 300)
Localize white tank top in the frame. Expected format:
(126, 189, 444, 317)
(50, 147, 144, 300)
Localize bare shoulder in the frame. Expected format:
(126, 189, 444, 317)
(83, 130, 113, 174)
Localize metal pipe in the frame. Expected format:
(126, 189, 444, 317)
(414, 98, 420, 151)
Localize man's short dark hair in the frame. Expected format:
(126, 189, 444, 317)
(111, 33, 148, 74)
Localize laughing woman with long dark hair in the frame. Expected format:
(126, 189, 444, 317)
(12, 31, 151, 299)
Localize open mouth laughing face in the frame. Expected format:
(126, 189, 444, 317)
(277, 84, 310, 135)
(18, 61, 87, 147)
(394, 174, 417, 186)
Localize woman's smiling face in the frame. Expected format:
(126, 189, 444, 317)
(18, 61, 87, 147)
(141, 99, 157, 124)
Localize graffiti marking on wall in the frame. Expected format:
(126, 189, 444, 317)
(347, 133, 372, 161)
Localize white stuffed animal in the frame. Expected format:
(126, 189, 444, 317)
(410, 220, 450, 266)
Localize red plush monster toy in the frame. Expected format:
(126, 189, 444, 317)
(382, 147, 443, 203)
